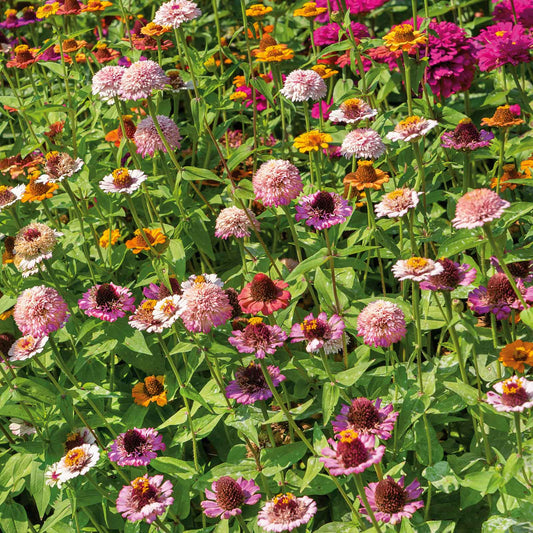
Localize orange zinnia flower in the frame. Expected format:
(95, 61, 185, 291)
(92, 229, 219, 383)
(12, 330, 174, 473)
(311, 64, 338, 79)
(132, 376, 167, 407)
(99, 228, 120, 248)
(481, 105, 524, 128)
(82, 0, 112, 12)
(490, 163, 530, 192)
(140, 22, 171, 37)
(293, 2, 327, 17)
(246, 4, 273, 17)
(125, 228, 166, 254)
(6, 45, 36, 69)
(383, 24, 426, 52)
(343, 161, 389, 192)
(253, 34, 294, 63)
(499, 340, 533, 373)
(21, 174, 59, 202)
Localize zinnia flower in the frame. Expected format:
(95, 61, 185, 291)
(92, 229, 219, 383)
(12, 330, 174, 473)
(108, 428, 166, 466)
(356, 300, 406, 348)
(8, 334, 48, 361)
(343, 161, 389, 192)
(0, 184, 25, 212)
(257, 493, 317, 532)
(201, 476, 261, 519)
(340, 129, 386, 159)
(64, 427, 96, 451)
(225, 362, 285, 405)
(295, 191, 352, 230)
(392, 257, 444, 282)
(293, 130, 332, 153)
(21, 177, 59, 203)
(499, 340, 533, 373)
(374, 188, 419, 218)
(152, 295, 181, 328)
(181, 273, 223, 290)
(116, 475, 174, 523)
(214, 207, 260, 239)
(99, 168, 147, 194)
(332, 397, 398, 440)
(129, 300, 166, 333)
(9, 418, 37, 436)
(361, 477, 424, 525)
(329, 98, 377, 124)
(280, 70, 327, 102)
(119, 60, 169, 101)
(386, 116, 438, 143)
(481, 105, 524, 128)
(153, 0, 201, 28)
(92, 65, 127, 103)
(490, 164, 530, 192)
(493, 0, 533, 27)
(56, 444, 100, 482)
(320, 429, 385, 476)
(99, 229, 120, 248)
(452, 188, 510, 229)
(486, 376, 533, 412)
(253, 35, 294, 62)
(238, 273, 290, 316)
(38, 151, 84, 183)
(290, 312, 345, 354)
(134, 115, 181, 157)
(125, 228, 167, 254)
(229, 317, 287, 358)
(383, 24, 427, 51)
(246, 4, 273, 17)
(78, 283, 135, 322)
(45, 462, 63, 488)
(13, 222, 60, 277)
(253, 160, 303, 207)
(419, 258, 476, 291)
(491, 257, 533, 282)
(132, 376, 168, 406)
(441, 118, 494, 151)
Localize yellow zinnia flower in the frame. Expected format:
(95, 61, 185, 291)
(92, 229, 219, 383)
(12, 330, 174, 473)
(383, 24, 426, 52)
(293, 130, 332, 153)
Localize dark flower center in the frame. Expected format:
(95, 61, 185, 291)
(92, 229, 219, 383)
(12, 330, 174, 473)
(453, 120, 480, 145)
(157, 277, 182, 299)
(243, 322, 271, 345)
(0, 333, 15, 356)
(347, 398, 380, 431)
(301, 318, 328, 340)
(214, 476, 245, 510)
(354, 163, 378, 183)
(374, 478, 407, 514)
(225, 288, 242, 319)
(487, 273, 516, 304)
(4, 236, 15, 254)
(507, 261, 531, 279)
(0, 186, 15, 206)
(501, 384, 529, 407)
(64, 432, 86, 452)
(95, 283, 119, 309)
(28, 180, 50, 196)
(235, 364, 267, 394)
(272, 493, 298, 514)
(24, 228, 41, 241)
(131, 478, 158, 508)
(430, 259, 461, 289)
(122, 429, 147, 454)
(311, 191, 335, 214)
(337, 436, 369, 468)
(493, 106, 516, 124)
(144, 377, 164, 396)
(250, 274, 279, 302)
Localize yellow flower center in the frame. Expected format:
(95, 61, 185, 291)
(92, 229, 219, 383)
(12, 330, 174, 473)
(248, 316, 263, 325)
(387, 189, 405, 200)
(112, 168, 133, 187)
(64, 447, 87, 467)
(132, 477, 151, 492)
(273, 493, 295, 505)
(339, 429, 359, 443)
(45, 151, 59, 161)
(406, 257, 429, 270)
(194, 275, 206, 284)
(399, 115, 422, 127)
(301, 318, 318, 332)
(142, 299, 157, 310)
(5, 9, 17, 16)
(495, 30, 507, 37)
(15, 44, 29, 54)
(502, 379, 522, 395)
(458, 118, 472, 125)
(19, 337, 34, 350)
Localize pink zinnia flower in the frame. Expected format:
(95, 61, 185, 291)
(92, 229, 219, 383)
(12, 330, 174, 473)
(201, 476, 261, 519)
(258, 494, 317, 532)
(225, 362, 285, 405)
(116, 474, 174, 524)
(290, 312, 345, 354)
(108, 428, 165, 466)
(313, 21, 369, 46)
(99, 168, 147, 194)
(315, 0, 389, 21)
(361, 476, 424, 525)
(452, 188, 510, 229)
(8, 335, 48, 361)
(229, 317, 287, 359)
(119, 60, 169, 101)
(493, 0, 533, 27)
(386, 116, 438, 143)
(92, 65, 126, 103)
(441, 119, 494, 151)
(134, 115, 181, 157)
(153, 295, 181, 328)
(153, 0, 201, 28)
(486, 376, 533, 412)
(78, 283, 135, 322)
(374, 188, 419, 218)
(238, 273, 290, 316)
(340, 128, 386, 159)
(320, 429, 385, 476)
(392, 257, 444, 282)
(419, 258, 477, 291)
(295, 191, 352, 230)
(332, 397, 399, 440)
(329, 98, 377, 124)
(129, 300, 166, 333)
(178, 280, 232, 333)
(214, 206, 260, 239)
(253, 160, 303, 207)
(280, 69, 327, 102)
(357, 300, 407, 348)
(14, 285, 69, 337)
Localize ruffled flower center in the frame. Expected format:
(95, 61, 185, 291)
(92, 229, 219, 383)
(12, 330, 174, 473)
(64, 447, 88, 467)
(65, 431, 86, 451)
(374, 479, 407, 513)
(250, 274, 279, 302)
(0, 186, 15, 206)
(399, 115, 422, 128)
(406, 257, 428, 270)
(235, 363, 267, 394)
(341, 98, 363, 118)
(453, 119, 481, 144)
(492, 106, 515, 124)
(300, 318, 328, 340)
(347, 398, 380, 430)
(214, 476, 245, 510)
(430, 258, 461, 288)
(112, 168, 134, 188)
(122, 429, 147, 453)
(27, 180, 50, 196)
(507, 261, 531, 279)
(131, 477, 158, 507)
(144, 376, 164, 396)
(337, 429, 368, 468)
(387, 189, 406, 201)
(23, 227, 42, 241)
(311, 191, 335, 214)
(243, 321, 271, 345)
(272, 493, 298, 514)
(95, 283, 120, 309)
(487, 273, 516, 304)
(354, 161, 378, 183)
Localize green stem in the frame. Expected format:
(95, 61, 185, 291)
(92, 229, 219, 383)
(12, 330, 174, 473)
(402, 51, 413, 116)
(260, 401, 277, 448)
(354, 474, 383, 533)
(442, 292, 468, 384)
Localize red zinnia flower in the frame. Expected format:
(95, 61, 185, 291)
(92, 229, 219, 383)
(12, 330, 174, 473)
(238, 273, 290, 316)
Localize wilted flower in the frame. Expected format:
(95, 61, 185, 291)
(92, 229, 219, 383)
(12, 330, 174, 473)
(13, 222, 60, 277)
(229, 317, 287, 358)
(341, 129, 386, 159)
(38, 151, 84, 183)
(290, 312, 345, 354)
(9, 418, 37, 436)
(108, 428, 166, 466)
(357, 300, 407, 348)
(452, 188, 510, 229)
(201, 476, 261, 519)
(486, 376, 533, 412)
(258, 493, 317, 532)
(225, 362, 285, 405)
(0, 184, 25, 212)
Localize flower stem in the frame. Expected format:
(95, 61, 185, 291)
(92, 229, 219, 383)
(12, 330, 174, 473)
(442, 292, 468, 384)
(260, 401, 277, 448)
(354, 474, 383, 533)
(402, 51, 413, 116)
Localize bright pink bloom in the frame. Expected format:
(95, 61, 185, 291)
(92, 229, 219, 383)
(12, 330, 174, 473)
(78, 283, 135, 322)
(201, 476, 261, 519)
(357, 300, 406, 348)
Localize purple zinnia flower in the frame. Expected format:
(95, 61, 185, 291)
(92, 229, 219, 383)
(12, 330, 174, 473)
(295, 191, 352, 230)
(78, 283, 135, 322)
(108, 428, 165, 466)
(441, 119, 494, 151)
(320, 429, 385, 476)
(201, 476, 261, 519)
(143, 278, 182, 300)
(356, 300, 407, 348)
(229, 317, 287, 359)
(290, 312, 345, 354)
(332, 398, 399, 440)
(493, 0, 533, 27)
(361, 476, 424, 525)
(486, 376, 533, 412)
(419, 258, 477, 291)
(491, 257, 533, 283)
(257, 494, 317, 532)
(225, 363, 285, 405)
(116, 475, 174, 524)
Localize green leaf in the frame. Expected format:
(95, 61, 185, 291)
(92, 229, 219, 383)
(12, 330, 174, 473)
(322, 382, 339, 426)
(261, 442, 307, 476)
(0, 502, 28, 533)
(299, 456, 323, 491)
(39, 499, 71, 532)
(423, 461, 460, 493)
(444, 380, 479, 406)
(150, 457, 197, 479)
(461, 469, 502, 495)
(520, 307, 533, 330)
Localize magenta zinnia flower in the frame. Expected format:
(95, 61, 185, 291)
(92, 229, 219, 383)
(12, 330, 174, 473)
(493, 0, 533, 27)
(491, 257, 533, 283)
(108, 428, 165, 466)
(79, 283, 135, 322)
(253, 160, 303, 207)
(214, 207, 260, 239)
(290, 312, 345, 354)
(295, 191, 352, 230)
(153, 0, 201, 28)
(134, 115, 181, 157)
(341, 128, 386, 159)
(441, 119, 494, 151)
(119, 60, 169, 101)
(357, 300, 407, 348)
(280, 69, 327, 102)
(201, 476, 261, 519)
(116, 475, 174, 524)
(92, 66, 126, 103)
(361, 476, 424, 525)
(452, 188, 510, 229)
(320, 429, 385, 476)
(225, 363, 285, 405)
(238, 273, 290, 316)
(315, 0, 389, 21)
(486, 376, 533, 412)
(313, 21, 369, 46)
(332, 397, 399, 440)
(229, 317, 287, 358)
(257, 493, 317, 532)
(419, 258, 476, 291)
(14, 285, 69, 337)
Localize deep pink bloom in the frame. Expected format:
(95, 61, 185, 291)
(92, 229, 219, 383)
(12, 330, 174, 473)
(201, 477, 261, 519)
(357, 300, 406, 348)
(143, 278, 183, 300)
(419, 259, 477, 291)
(225, 363, 285, 405)
(253, 160, 303, 207)
(311, 99, 332, 120)
(295, 191, 352, 230)
(491, 257, 533, 283)
(238, 273, 290, 316)
(229, 318, 287, 359)
(493, 0, 533, 27)
(290, 312, 345, 354)
(134, 115, 181, 157)
(441, 119, 494, 151)
(452, 188, 510, 229)
(486, 376, 533, 412)
(258, 494, 317, 532)
(313, 22, 369, 46)
(108, 428, 165, 466)
(78, 283, 135, 322)
(315, 0, 390, 22)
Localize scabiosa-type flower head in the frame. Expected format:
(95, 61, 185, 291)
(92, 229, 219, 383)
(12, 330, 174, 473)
(229, 317, 287, 359)
(99, 168, 148, 194)
(13, 222, 60, 276)
(452, 188, 510, 229)
(38, 151, 84, 183)
(486, 376, 533, 412)
(14, 285, 69, 338)
(357, 300, 407, 348)
(78, 283, 135, 322)
(9, 418, 37, 437)
(225, 362, 285, 405)
(295, 191, 352, 230)
(290, 312, 345, 354)
(340, 128, 386, 159)
(215, 206, 260, 239)
(153, 0, 201, 28)
(134, 115, 181, 157)
(238, 273, 290, 316)
(332, 397, 399, 440)
(374, 188, 419, 218)
(344, 161, 389, 192)
(0, 184, 24, 212)
(280, 69, 327, 102)
(441, 118, 494, 151)
(361, 476, 424, 525)
(92, 65, 126, 103)
(132, 376, 167, 406)
(152, 294, 181, 328)
(129, 300, 166, 333)
(8, 335, 48, 361)
(252, 160, 303, 207)
(116, 474, 174, 524)
(419, 258, 477, 291)
(383, 23, 427, 51)
(178, 280, 232, 333)
(329, 98, 377, 124)
(392, 257, 444, 282)
(118, 60, 169, 101)
(320, 429, 386, 476)
(491, 257, 533, 283)
(108, 428, 165, 466)
(387, 116, 438, 143)
(258, 493, 317, 532)
(499, 340, 533, 373)
(201, 476, 261, 519)
(56, 444, 100, 483)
